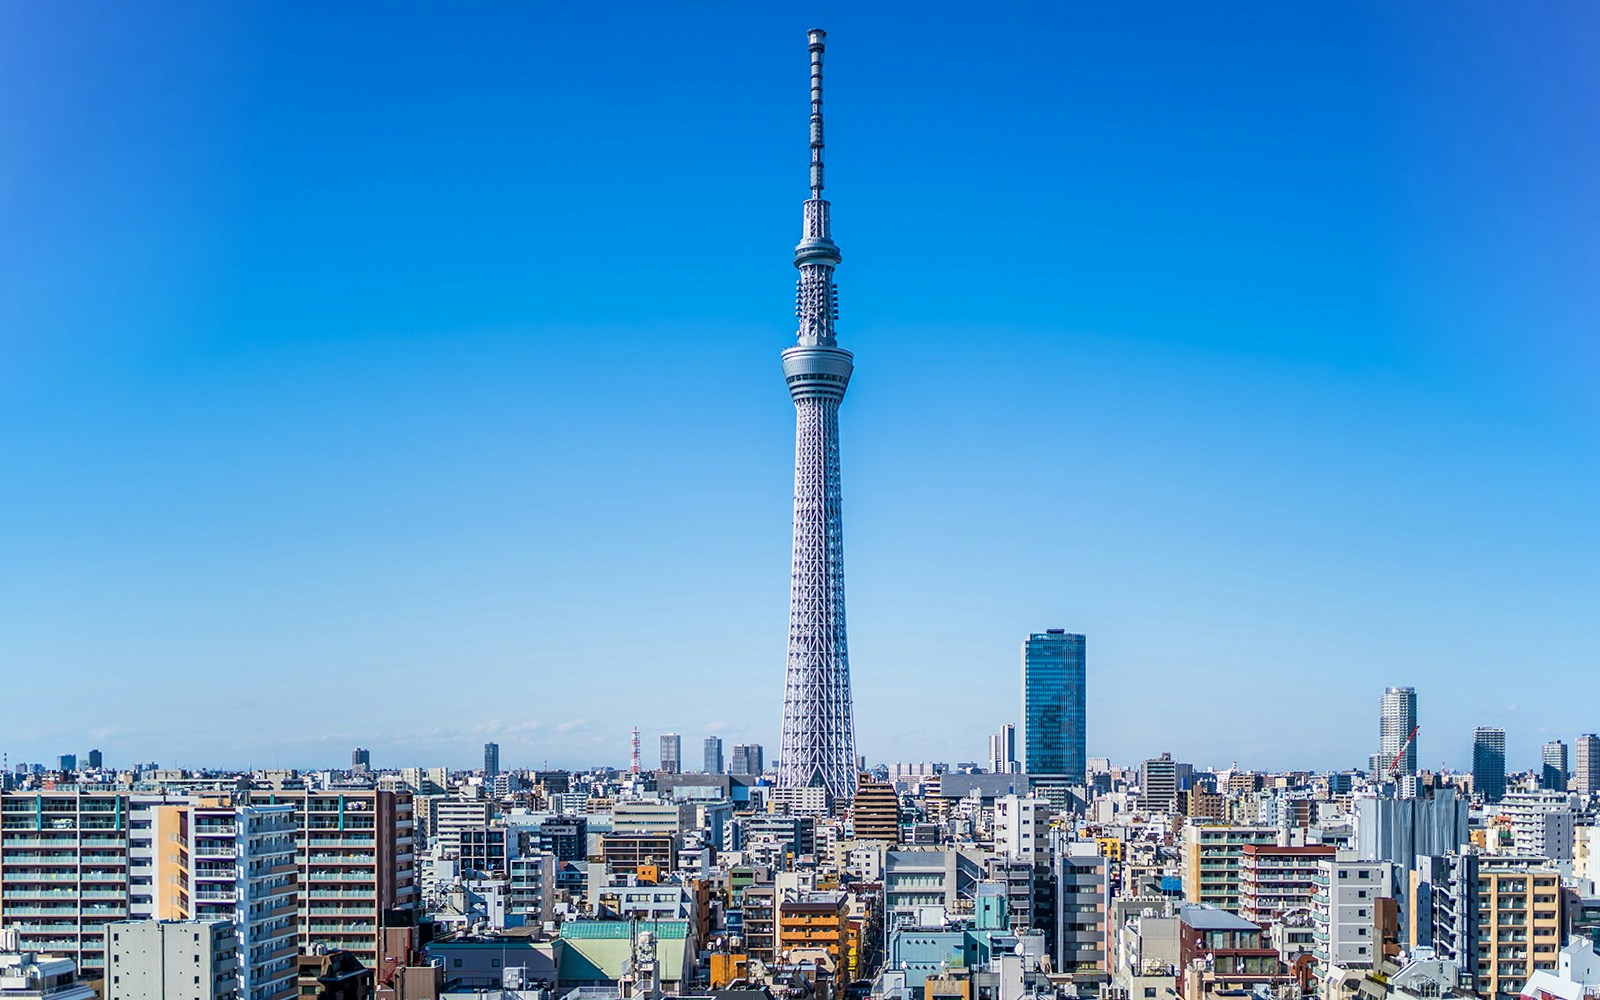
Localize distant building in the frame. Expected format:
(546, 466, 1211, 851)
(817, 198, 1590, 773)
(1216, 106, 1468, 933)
(659, 734, 682, 774)
(482, 743, 500, 778)
(1473, 727, 1506, 803)
(850, 777, 899, 844)
(703, 737, 724, 775)
(1577, 735, 1600, 797)
(56, 755, 76, 773)
(1542, 740, 1569, 792)
(104, 920, 240, 1000)
(1502, 790, 1575, 860)
(1141, 752, 1191, 814)
(351, 748, 370, 771)
(988, 725, 1018, 775)
(1380, 686, 1418, 777)
(730, 744, 764, 776)
(85, 751, 102, 770)
(1020, 630, 1086, 782)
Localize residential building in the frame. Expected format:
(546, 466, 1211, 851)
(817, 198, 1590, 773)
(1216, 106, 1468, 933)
(1054, 841, 1108, 975)
(1237, 844, 1335, 926)
(1175, 904, 1284, 998)
(988, 726, 1017, 775)
(103, 920, 240, 1000)
(703, 738, 724, 776)
(850, 778, 899, 844)
(1542, 741, 1569, 792)
(994, 796, 1051, 865)
(295, 949, 372, 1000)
(1311, 857, 1394, 976)
(1141, 754, 1191, 814)
(248, 789, 417, 968)
(1475, 867, 1563, 997)
(432, 798, 490, 855)
(188, 800, 298, 1000)
(1180, 825, 1277, 913)
(777, 892, 850, 995)
(1381, 687, 1419, 778)
(1501, 791, 1575, 861)
(1473, 727, 1507, 803)
(1021, 630, 1086, 782)
(482, 744, 499, 779)
(659, 734, 682, 775)
(1575, 735, 1600, 797)
(0, 944, 97, 1000)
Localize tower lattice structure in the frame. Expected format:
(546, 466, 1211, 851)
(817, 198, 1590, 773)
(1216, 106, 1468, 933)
(778, 29, 857, 802)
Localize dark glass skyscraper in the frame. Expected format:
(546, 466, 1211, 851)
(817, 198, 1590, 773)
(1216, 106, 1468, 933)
(1472, 726, 1506, 803)
(1021, 629, 1086, 781)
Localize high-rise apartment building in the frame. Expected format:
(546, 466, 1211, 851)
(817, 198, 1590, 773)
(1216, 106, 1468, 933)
(1473, 727, 1507, 803)
(351, 748, 370, 771)
(1054, 842, 1109, 975)
(987, 725, 1017, 775)
(1380, 686, 1418, 777)
(1475, 867, 1563, 997)
(482, 743, 500, 778)
(994, 795, 1051, 865)
(1237, 844, 1335, 925)
(659, 734, 682, 774)
(248, 789, 417, 967)
(1021, 630, 1086, 782)
(1541, 741, 1568, 792)
(703, 737, 724, 775)
(1180, 825, 1279, 913)
(730, 744, 764, 776)
(1576, 735, 1600, 797)
(188, 800, 298, 1000)
(776, 30, 859, 803)
(850, 777, 899, 844)
(1501, 791, 1575, 861)
(1311, 858, 1394, 976)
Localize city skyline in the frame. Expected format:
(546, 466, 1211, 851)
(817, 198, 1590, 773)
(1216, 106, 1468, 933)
(2, 5, 1597, 772)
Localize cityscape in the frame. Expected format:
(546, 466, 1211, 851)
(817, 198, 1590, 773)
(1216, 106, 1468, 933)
(3, 11, 1598, 1000)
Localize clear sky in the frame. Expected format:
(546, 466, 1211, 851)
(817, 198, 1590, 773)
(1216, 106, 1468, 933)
(2, 3, 1596, 776)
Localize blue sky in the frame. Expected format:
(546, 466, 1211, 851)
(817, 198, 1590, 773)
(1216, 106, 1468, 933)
(1, 3, 1596, 774)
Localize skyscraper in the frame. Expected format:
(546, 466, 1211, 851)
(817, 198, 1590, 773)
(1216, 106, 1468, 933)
(1021, 630, 1087, 781)
(352, 747, 371, 771)
(659, 733, 682, 774)
(988, 724, 1018, 774)
(704, 736, 725, 775)
(483, 742, 500, 778)
(1576, 735, 1600, 796)
(778, 29, 858, 803)
(1541, 740, 1568, 792)
(1380, 686, 1418, 777)
(1472, 726, 1506, 803)
(731, 744, 765, 776)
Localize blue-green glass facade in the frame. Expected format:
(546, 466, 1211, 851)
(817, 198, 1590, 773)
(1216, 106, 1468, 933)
(1022, 629, 1086, 780)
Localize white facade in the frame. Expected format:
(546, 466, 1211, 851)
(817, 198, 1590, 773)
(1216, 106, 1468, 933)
(1312, 856, 1393, 975)
(994, 796, 1051, 865)
(104, 920, 239, 1000)
(1502, 790, 1576, 860)
(189, 804, 297, 1000)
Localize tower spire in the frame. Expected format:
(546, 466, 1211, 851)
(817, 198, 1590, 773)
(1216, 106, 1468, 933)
(794, 29, 840, 348)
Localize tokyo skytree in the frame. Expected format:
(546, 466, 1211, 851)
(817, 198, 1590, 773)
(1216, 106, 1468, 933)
(777, 29, 857, 803)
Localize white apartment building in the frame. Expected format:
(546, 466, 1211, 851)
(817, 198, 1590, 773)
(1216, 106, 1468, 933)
(189, 802, 297, 1000)
(994, 796, 1051, 865)
(1312, 856, 1393, 979)
(1502, 791, 1576, 861)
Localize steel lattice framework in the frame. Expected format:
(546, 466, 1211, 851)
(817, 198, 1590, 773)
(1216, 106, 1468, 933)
(777, 29, 857, 803)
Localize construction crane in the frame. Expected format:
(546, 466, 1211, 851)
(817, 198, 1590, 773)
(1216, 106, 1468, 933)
(1388, 725, 1420, 780)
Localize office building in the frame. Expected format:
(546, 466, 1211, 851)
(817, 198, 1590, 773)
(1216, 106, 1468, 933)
(482, 743, 499, 779)
(776, 29, 859, 803)
(1141, 753, 1191, 814)
(1474, 727, 1507, 803)
(730, 744, 764, 776)
(350, 749, 370, 772)
(703, 737, 724, 775)
(988, 725, 1017, 775)
(1380, 686, 1418, 778)
(1021, 630, 1086, 782)
(86, 751, 102, 770)
(104, 920, 240, 1000)
(1541, 740, 1569, 792)
(56, 756, 76, 774)
(659, 734, 682, 774)
(1180, 825, 1278, 913)
(1575, 735, 1600, 797)
(434, 797, 491, 854)
(1054, 842, 1109, 974)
